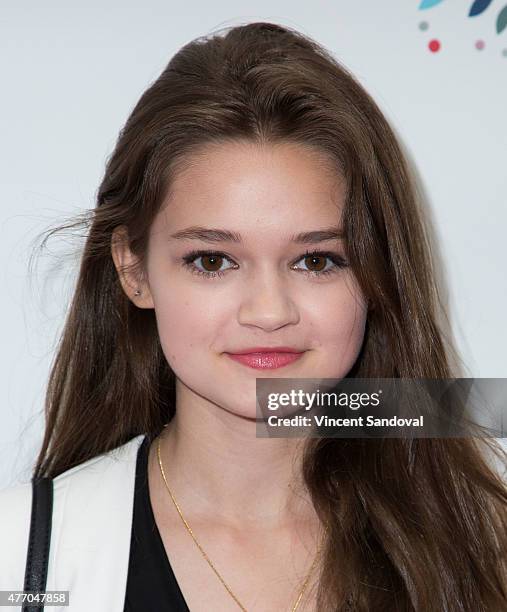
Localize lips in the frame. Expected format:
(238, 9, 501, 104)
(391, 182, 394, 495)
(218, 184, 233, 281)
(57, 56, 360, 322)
(225, 349, 305, 370)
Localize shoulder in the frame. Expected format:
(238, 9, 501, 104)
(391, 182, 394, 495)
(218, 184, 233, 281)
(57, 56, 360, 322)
(52, 433, 145, 488)
(0, 480, 32, 589)
(0, 433, 146, 591)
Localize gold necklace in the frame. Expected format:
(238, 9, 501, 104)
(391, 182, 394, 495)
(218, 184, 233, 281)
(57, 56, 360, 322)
(156, 435, 325, 612)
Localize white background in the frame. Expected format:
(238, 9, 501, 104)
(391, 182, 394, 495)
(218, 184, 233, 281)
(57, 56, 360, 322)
(1, 1, 506, 488)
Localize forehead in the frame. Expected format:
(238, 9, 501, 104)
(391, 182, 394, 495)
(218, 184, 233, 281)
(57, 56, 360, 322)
(153, 140, 346, 239)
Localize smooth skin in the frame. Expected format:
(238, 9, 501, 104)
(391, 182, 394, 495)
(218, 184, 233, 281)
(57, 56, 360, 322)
(111, 140, 368, 611)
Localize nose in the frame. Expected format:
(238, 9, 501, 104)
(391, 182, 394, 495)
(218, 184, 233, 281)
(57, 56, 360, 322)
(237, 270, 300, 332)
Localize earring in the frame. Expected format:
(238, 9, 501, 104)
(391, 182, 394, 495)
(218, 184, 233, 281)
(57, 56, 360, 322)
(134, 289, 141, 296)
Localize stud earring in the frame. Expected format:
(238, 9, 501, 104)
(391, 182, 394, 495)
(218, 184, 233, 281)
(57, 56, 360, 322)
(134, 289, 141, 296)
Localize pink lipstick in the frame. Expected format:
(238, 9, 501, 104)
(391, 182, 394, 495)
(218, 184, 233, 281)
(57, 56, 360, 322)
(225, 347, 306, 370)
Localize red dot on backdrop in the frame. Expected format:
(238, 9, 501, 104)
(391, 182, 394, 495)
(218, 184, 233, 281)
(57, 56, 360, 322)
(429, 39, 441, 52)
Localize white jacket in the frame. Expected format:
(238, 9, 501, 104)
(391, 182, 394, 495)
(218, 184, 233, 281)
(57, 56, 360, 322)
(0, 433, 506, 612)
(0, 433, 145, 612)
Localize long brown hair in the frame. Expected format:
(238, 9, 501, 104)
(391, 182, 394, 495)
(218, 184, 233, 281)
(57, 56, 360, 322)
(32, 22, 506, 610)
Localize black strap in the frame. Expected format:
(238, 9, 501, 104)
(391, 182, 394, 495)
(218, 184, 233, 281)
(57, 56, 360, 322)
(22, 477, 53, 612)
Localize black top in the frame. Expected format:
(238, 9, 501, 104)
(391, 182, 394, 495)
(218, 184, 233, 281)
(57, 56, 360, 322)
(123, 435, 191, 611)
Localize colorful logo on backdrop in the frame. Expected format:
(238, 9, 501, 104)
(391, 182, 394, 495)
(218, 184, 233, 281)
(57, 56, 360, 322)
(418, 0, 507, 56)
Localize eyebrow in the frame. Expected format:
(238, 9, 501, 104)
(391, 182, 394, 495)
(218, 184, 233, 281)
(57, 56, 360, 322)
(168, 226, 345, 244)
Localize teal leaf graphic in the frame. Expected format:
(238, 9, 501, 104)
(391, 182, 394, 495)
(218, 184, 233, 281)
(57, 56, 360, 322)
(469, 0, 494, 17)
(497, 5, 507, 33)
(419, 0, 445, 9)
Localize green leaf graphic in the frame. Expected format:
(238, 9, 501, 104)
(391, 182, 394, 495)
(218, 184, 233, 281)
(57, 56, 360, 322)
(497, 5, 507, 33)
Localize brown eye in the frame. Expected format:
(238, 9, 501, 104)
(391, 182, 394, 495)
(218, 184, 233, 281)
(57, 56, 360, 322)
(303, 255, 327, 272)
(200, 254, 224, 272)
(182, 250, 238, 278)
(293, 251, 347, 276)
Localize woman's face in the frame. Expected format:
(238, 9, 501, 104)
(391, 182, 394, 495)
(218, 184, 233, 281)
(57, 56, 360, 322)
(140, 141, 367, 419)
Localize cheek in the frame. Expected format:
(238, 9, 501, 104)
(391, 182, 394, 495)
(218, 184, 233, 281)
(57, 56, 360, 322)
(309, 284, 367, 377)
(151, 291, 214, 371)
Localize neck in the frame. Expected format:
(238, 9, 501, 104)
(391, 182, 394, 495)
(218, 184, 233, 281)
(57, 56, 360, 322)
(150, 387, 319, 531)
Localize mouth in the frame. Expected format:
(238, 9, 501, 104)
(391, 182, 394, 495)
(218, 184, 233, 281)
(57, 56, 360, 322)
(224, 350, 306, 370)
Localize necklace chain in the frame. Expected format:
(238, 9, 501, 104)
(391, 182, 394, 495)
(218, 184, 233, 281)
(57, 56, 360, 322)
(156, 434, 325, 612)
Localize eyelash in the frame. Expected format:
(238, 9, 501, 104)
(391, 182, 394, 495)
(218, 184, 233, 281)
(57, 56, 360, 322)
(180, 249, 348, 280)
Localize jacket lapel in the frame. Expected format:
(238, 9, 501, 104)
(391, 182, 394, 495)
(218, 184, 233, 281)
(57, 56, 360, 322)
(45, 434, 145, 612)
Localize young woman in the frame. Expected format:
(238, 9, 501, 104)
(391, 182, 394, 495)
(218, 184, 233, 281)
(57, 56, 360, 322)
(1, 21, 506, 612)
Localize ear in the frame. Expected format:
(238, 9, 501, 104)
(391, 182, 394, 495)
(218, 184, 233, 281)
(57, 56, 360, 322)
(111, 225, 155, 309)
